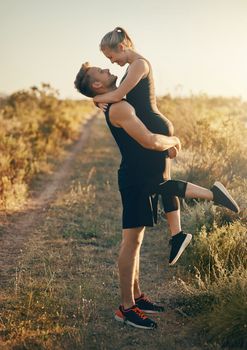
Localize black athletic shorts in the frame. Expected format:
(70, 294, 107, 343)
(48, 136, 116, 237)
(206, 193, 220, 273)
(120, 185, 159, 229)
(119, 175, 188, 229)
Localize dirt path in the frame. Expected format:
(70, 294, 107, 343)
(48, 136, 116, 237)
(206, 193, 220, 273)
(0, 113, 98, 286)
(0, 113, 205, 350)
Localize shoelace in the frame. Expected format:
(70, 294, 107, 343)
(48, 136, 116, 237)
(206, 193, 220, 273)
(132, 306, 148, 320)
(137, 294, 153, 305)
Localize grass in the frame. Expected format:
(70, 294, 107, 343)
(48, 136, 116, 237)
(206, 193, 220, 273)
(0, 84, 95, 211)
(1, 94, 247, 349)
(0, 115, 206, 350)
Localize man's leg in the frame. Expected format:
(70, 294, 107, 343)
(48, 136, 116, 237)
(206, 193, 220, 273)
(116, 226, 157, 329)
(133, 245, 142, 300)
(118, 226, 145, 309)
(133, 246, 165, 313)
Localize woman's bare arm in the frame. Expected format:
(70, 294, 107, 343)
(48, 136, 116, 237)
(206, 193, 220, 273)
(93, 59, 149, 103)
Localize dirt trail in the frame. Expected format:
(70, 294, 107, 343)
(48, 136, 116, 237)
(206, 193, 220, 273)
(0, 113, 204, 350)
(0, 113, 98, 285)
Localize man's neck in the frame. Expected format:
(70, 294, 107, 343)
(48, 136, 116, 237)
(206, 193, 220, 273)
(103, 85, 117, 93)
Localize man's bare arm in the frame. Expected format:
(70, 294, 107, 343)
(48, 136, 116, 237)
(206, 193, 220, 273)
(109, 101, 181, 152)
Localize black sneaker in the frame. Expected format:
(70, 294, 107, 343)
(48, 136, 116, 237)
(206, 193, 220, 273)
(114, 305, 157, 329)
(169, 231, 192, 266)
(211, 181, 240, 213)
(135, 293, 165, 313)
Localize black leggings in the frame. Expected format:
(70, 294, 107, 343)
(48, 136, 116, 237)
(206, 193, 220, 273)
(149, 180, 188, 213)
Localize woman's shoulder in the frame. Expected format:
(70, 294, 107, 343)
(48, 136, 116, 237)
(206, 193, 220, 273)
(132, 56, 150, 67)
(129, 57, 150, 77)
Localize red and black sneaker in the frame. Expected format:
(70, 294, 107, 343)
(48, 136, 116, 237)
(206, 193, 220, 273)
(114, 304, 157, 329)
(135, 293, 165, 313)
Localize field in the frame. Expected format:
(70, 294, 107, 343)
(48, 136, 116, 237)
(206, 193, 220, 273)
(0, 89, 246, 349)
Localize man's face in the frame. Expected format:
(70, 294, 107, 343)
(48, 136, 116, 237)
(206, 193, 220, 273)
(88, 67, 117, 89)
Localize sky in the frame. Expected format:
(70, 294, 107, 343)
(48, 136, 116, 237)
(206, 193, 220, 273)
(1, 0, 247, 100)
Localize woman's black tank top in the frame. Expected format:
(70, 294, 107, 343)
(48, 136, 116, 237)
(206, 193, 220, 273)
(106, 58, 174, 189)
(121, 58, 173, 137)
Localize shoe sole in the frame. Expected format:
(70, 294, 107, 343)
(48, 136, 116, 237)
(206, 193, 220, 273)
(114, 314, 157, 329)
(139, 309, 163, 314)
(214, 181, 240, 213)
(115, 314, 125, 323)
(169, 234, 192, 266)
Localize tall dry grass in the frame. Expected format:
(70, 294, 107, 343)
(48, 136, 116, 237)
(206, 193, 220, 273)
(0, 84, 95, 210)
(1, 93, 246, 348)
(158, 95, 247, 186)
(158, 95, 247, 348)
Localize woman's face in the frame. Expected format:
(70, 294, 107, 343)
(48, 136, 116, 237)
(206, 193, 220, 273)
(102, 46, 128, 66)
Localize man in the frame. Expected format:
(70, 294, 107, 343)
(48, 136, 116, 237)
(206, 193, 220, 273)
(74, 62, 239, 330)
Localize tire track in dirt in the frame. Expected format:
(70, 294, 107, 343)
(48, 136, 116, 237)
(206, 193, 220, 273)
(0, 112, 99, 285)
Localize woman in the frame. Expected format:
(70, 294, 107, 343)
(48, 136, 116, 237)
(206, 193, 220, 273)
(94, 26, 184, 258)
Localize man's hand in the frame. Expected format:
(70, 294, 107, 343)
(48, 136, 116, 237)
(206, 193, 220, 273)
(98, 102, 108, 112)
(93, 101, 108, 111)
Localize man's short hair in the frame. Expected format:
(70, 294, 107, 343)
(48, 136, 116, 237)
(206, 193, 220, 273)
(74, 62, 96, 97)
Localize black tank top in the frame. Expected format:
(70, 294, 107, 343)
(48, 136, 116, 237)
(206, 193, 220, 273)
(104, 59, 173, 190)
(121, 58, 174, 137)
(104, 104, 165, 190)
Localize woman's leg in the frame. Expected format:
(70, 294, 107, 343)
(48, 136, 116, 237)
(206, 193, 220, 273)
(185, 183, 212, 199)
(161, 157, 182, 236)
(166, 209, 182, 236)
(158, 180, 239, 213)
